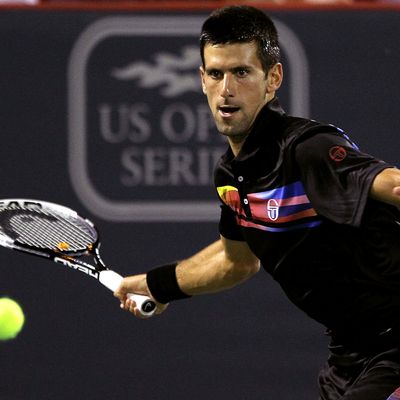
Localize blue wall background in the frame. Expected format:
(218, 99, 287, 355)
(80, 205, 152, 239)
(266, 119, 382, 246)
(0, 7, 399, 399)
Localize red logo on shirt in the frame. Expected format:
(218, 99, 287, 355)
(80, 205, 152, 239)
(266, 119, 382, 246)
(329, 146, 347, 162)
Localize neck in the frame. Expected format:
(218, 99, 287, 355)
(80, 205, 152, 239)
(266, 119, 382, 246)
(228, 135, 247, 157)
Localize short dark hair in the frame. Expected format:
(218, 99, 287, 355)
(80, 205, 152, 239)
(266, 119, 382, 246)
(200, 5, 281, 74)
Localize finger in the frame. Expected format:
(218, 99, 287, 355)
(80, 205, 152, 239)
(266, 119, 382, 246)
(119, 296, 133, 310)
(113, 286, 125, 300)
(393, 186, 400, 196)
(121, 298, 152, 319)
(114, 282, 129, 301)
(114, 291, 122, 300)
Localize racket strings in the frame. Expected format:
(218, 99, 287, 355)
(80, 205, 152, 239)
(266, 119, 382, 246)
(12, 214, 89, 250)
(38, 209, 94, 245)
(0, 208, 96, 252)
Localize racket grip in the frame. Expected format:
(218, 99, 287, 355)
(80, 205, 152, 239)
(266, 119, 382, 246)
(127, 293, 157, 316)
(99, 270, 156, 317)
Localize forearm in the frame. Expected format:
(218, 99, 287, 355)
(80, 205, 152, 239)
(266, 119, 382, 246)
(115, 237, 260, 315)
(176, 238, 260, 296)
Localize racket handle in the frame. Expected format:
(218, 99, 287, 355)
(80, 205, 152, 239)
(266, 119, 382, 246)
(127, 293, 157, 316)
(99, 270, 156, 317)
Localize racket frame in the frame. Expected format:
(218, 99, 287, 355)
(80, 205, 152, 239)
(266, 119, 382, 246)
(0, 199, 156, 316)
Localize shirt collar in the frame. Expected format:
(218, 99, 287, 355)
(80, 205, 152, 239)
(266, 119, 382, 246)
(221, 97, 286, 166)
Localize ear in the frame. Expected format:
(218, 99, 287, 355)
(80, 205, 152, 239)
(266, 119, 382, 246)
(266, 63, 283, 93)
(199, 66, 207, 95)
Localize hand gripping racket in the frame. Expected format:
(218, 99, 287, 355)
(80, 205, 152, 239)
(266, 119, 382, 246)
(0, 199, 156, 316)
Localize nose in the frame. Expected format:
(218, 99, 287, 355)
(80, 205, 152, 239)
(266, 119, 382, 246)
(220, 73, 234, 98)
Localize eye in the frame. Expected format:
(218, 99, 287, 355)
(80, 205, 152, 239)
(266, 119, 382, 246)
(207, 69, 223, 80)
(235, 68, 249, 78)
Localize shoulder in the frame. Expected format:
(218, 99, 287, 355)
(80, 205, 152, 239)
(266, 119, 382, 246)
(279, 116, 356, 161)
(294, 130, 358, 166)
(282, 115, 345, 143)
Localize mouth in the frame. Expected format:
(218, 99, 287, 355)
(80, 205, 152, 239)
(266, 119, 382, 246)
(218, 104, 240, 118)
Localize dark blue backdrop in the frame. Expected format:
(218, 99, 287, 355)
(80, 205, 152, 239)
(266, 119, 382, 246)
(0, 7, 399, 399)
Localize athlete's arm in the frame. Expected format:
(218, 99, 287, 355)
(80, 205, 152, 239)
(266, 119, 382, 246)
(176, 236, 260, 295)
(115, 236, 260, 317)
(370, 167, 400, 207)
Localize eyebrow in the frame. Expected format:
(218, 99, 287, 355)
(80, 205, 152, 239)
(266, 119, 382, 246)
(205, 65, 252, 74)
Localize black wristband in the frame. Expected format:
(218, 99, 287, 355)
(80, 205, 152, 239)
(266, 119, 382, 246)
(146, 262, 192, 304)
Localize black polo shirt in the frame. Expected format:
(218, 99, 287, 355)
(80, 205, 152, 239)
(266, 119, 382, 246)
(215, 97, 400, 340)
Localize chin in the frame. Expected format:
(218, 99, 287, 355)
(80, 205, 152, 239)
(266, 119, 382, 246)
(215, 121, 235, 135)
(218, 127, 235, 137)
(219, 123, 246, 136)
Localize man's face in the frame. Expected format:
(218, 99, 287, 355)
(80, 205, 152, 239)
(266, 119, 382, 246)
(200, 42, 279, 142)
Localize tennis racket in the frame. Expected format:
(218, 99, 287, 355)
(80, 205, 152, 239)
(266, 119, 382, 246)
(0, 199, 156, 316)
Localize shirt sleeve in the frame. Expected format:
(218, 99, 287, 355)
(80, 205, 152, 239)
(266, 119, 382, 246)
(294, 131, 392, 227)
(218, 204, 244, 241)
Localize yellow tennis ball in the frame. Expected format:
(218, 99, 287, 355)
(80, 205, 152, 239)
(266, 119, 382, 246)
(0, 297, 25, 340)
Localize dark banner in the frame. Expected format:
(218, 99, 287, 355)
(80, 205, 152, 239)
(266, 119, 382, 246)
(0, 8, 399, 400)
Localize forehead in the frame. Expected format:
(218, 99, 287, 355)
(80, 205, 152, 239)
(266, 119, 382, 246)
(203, 42, 262, 69)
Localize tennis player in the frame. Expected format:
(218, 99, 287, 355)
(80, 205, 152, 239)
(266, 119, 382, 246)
(114, 6, 400, 399)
